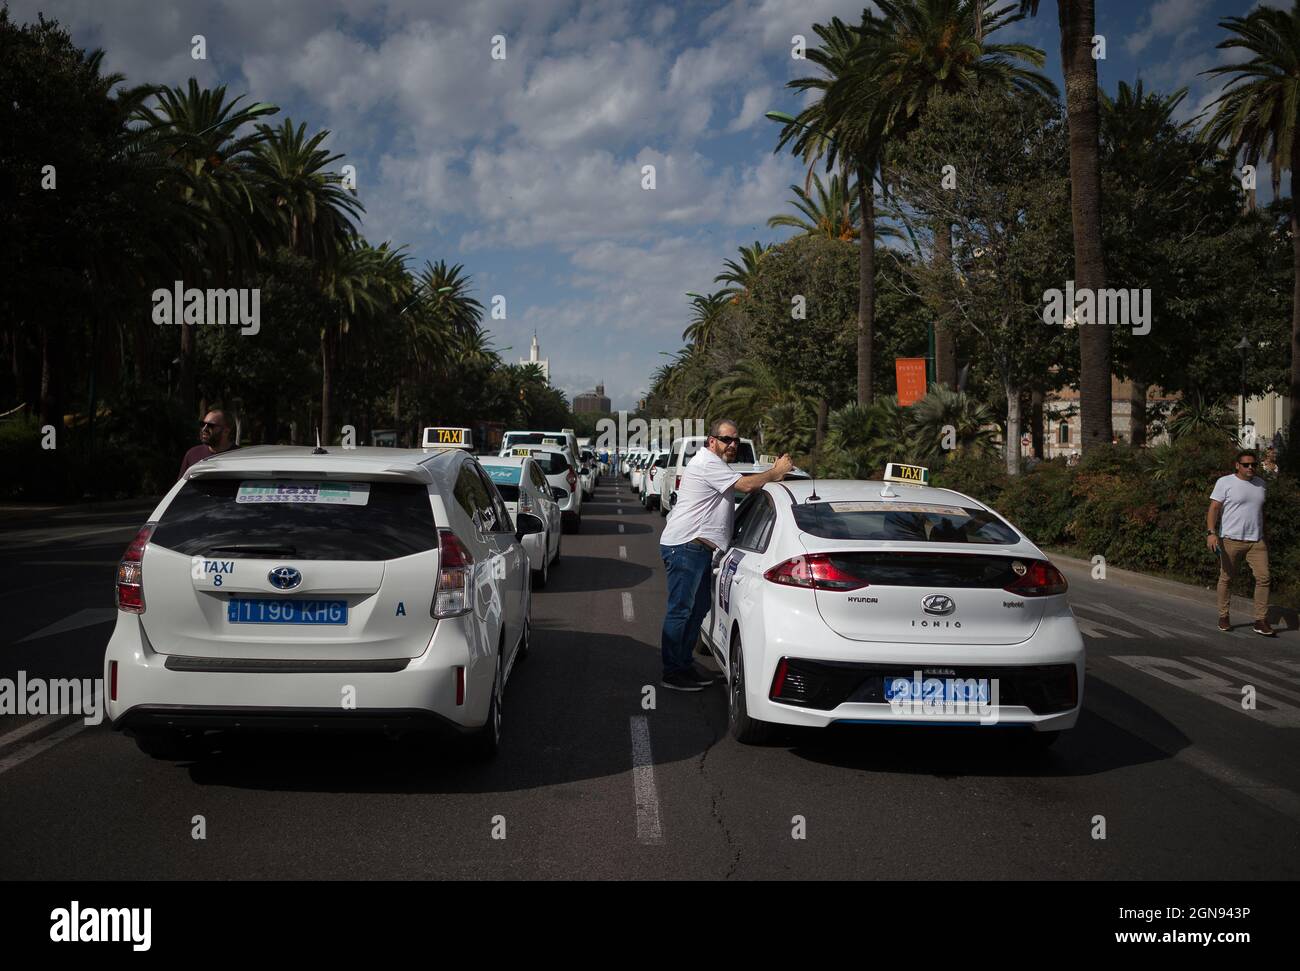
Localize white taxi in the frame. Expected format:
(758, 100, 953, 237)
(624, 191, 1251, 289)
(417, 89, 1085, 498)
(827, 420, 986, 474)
(103, 427, 542, 761)
(478, 454, 562, 587)
(700, 464, 1084, 748)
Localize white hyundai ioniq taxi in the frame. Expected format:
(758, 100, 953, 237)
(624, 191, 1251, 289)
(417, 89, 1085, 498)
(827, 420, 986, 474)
(699, 465, 1084, 748)
(103, 428, 542, 760)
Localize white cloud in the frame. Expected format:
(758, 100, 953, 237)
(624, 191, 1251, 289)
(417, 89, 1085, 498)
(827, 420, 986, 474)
(727, 86, 774, 133)
(1126, 0, 1213, 57)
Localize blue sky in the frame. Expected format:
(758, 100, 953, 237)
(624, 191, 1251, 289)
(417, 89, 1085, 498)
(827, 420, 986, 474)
(15, 0, 1261, 409)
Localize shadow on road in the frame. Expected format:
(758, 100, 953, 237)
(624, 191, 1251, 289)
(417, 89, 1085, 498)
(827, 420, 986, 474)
(538, 555, 652, 593)
(755, 673, 1188, 778)
(175, 630, 716, 794)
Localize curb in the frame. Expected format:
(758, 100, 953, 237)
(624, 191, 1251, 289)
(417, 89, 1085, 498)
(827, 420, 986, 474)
(1048, 549, 1264, 617)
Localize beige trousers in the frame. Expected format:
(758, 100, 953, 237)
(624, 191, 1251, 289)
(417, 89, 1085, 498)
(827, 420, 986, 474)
(1217, 538, 1270, 622)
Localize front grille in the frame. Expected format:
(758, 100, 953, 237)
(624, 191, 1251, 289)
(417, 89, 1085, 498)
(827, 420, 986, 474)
(771, 658, 1077, 715)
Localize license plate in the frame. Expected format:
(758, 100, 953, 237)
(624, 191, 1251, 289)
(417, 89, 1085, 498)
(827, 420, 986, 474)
(883, 675, 990, 704)
(227, 599, 348, 625)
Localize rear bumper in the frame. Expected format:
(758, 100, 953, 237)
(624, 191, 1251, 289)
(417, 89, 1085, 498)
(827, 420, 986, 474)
(736, 602, 1085, 732)
(103, 610, 495, 734)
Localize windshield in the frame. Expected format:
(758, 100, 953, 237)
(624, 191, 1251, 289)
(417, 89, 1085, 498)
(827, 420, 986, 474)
(682, 440, 756, 464)
(792, 501, 1019, 545)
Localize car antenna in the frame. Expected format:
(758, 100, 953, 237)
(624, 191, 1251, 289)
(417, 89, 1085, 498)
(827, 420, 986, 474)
(806, 443, 819, 502)
(312, 427, 328, 455)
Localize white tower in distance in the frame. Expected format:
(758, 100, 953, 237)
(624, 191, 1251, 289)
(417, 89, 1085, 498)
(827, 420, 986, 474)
(519, 330, 549, 382)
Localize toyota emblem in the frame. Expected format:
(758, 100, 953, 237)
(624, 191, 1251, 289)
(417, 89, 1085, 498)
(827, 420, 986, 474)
(269, 566, 302, 590)
(921, 594, 955, 616)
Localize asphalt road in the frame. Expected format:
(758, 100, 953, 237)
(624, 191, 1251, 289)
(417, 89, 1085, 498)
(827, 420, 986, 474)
(1, 478, 1297, 880)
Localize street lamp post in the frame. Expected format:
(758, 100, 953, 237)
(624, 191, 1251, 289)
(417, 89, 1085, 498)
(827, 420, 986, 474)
(1235, 335, 1251, 435)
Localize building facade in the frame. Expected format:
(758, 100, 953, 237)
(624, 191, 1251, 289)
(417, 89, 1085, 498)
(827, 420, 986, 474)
(573, 383, 611, 414)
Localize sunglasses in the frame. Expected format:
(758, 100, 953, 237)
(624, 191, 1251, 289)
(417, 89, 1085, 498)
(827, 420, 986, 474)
(200, 421, 225, 431)
(712, 435, 740, 445)
(1239, 461, 1256, 468)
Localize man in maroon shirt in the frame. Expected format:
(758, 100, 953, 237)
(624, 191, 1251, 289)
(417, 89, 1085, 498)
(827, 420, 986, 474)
(178, 409, 237, 479)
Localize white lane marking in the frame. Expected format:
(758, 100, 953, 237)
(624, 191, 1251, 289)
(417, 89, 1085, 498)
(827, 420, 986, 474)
(1086, 680, 1300, 822)
(1229, 655, 1300, 684)
(621, 592, 635, 622)
(16, 607, 118, 643)
(0, 721, 88, 777)
(0, 523, 138, 548)
(1189, 656, 1300, 705)
(0, 712, 79, 752)
(1112, 655, 1300, 728)
(630, 716, 664, 844)
(618, 523, 625, 533)
(1074, 601, 1203, 640)
(619, 546, 627, 560)
(617, 507, 623, 515)
(1073, 617, 1137, 639)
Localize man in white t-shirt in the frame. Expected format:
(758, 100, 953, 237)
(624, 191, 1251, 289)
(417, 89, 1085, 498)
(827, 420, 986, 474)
(658, 419, 793, 691)
(1207, 449, 1273, 635)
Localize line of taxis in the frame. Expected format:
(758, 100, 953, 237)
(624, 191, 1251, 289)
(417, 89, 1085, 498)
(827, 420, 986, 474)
(103, 429, 1082, 761)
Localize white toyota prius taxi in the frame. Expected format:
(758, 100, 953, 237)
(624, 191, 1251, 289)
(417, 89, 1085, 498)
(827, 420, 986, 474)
(102, 427, 543, 760)
(700, 464, 1084, 748)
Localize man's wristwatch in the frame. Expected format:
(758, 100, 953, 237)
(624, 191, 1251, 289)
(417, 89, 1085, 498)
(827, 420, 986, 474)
(1206, 529, 1216, 535)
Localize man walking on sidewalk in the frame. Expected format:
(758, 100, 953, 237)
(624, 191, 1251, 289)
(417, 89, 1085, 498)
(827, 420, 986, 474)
(658, 419, 793, 691)
(1207, 449, 1274, 636)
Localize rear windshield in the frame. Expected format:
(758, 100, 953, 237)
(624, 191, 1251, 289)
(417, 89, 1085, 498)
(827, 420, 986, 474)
(151, 478, 440, 560)
(682, 440, 756, 464)
(506, 433, 565, 448)
(792, 501, 1019, 544)
(530, 452, 569, 475)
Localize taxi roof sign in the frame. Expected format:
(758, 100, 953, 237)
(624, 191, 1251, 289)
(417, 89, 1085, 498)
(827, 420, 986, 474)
(422, 426, 473, 449)
(883, 462, 929, 486)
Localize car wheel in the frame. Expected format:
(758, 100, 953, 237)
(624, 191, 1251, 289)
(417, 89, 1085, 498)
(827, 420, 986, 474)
(133, 728, 204, 760)
(465, 650, 503, 760)
(728, 635, 776, 745)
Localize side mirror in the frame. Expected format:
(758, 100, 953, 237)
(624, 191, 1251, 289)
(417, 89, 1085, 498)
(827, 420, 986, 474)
(515, 512, 545, 541)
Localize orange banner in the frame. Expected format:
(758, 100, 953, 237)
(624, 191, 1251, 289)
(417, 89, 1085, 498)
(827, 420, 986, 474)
(896, 358, 927, 406)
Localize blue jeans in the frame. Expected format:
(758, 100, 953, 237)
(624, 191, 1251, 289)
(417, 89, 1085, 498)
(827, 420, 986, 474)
(660, 541, 714, 676)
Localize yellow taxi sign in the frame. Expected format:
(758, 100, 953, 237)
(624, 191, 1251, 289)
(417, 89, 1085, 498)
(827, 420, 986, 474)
(883, 462, 929, 485)
(422, 426, 473, 449)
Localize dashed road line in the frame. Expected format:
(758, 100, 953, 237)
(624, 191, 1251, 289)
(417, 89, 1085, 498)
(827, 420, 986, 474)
(619, 546, 627, 560)
(630, 716, 663, 844)
(621, 592, 635, 622)
(0, 721, 88, 777)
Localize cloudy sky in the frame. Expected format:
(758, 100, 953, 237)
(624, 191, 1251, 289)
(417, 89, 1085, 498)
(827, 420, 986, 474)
(14, 0, 1259, 409)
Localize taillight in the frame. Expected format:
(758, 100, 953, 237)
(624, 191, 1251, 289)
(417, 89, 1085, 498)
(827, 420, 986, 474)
(433, 529, 475, 618)
(518, 493, 535, 514)
(763, 553, 868, 591)
(567, 469, 577, 491)
(115, 523, 156, 613)
(1003, 559, 1068, 596)
(110, 660, 118, 701)
(455, 666, 465, 705)
(674, 474, 681, 489)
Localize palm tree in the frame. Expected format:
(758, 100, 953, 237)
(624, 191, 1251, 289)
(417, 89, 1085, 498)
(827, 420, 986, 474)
(707, 357, 816, 438)
(1202, 4, 1300, 462)
(136, 80, 277, 412)
(682, 291, 729, 351)
(249, 119, 363, 261)
(910, 386, 999, 460)
(713, 242, 771, 302)
(767, 172, 861, 241)
(833, 0, 1056, 393)
(1017, 0, 1111, 450)
(773, 14, 887, 407)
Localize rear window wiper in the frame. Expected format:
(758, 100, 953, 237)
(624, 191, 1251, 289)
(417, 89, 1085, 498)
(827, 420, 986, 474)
(203, 544, 299, 558)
